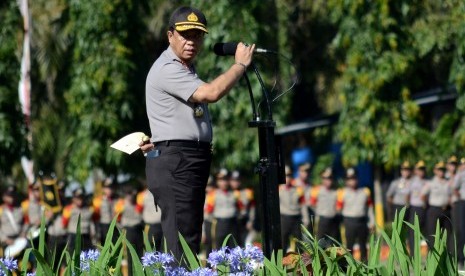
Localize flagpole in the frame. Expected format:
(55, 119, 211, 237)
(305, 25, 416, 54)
(18, 0, 34, 185)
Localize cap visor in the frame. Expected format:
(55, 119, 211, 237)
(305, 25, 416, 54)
(175, 24, 208, 33)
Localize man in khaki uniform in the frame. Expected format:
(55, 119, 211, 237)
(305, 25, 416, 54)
(337, 168, 375, 262)
(204, 169, 241, 249)
(387, 161, 412, 220)
(309, 167, 340, 242)
(279, 166, 306, 252)
(141, 187, 163, 251)
(421, 161, 452, 251)
(230, 170, 254, 247)
(454, 158, 465, 267)
(0, 186, 27, 254)
(93, 179, 118, 245)
(62, 187, 95, 254)
(407, 160, 428, 255)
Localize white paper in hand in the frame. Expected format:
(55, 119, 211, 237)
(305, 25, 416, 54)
(110, 132, 146, 154)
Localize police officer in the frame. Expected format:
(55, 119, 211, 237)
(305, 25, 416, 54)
(141, 187, 163, 251)
(421, 161, 452, 250)
(230, 170, 254, 247)
(446, 156, 460, 255)
(120, 185, 144, 275)
(309, 167, 340, 243)
(202, 175, 215, 257)
(387, 161, 412, 221)
(337, 168, 375, 262)
(204, 169, 241, 249)
(407, 160, 428, 255)
(141, 6, 255, 261)
(279, 166, 306, 252)
(93, 179, 118, 245)
(453, 158, 465, 266)
(295, 163, 313, 233)
(0, 186, 26, 254)
(62, 187, 95, 254)
(21, 181, 44, 243)
(45, 181, 67, 270)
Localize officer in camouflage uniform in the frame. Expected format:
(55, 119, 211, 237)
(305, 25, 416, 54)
(407, 160, 428, 255)
(421, 161, 452, 251)
(279, 166, 306, 252)
(204, 169, 241, 249)
(387, 161, 412, 221)
(337, 168, 375, 262)
(309, 167, 340, 243)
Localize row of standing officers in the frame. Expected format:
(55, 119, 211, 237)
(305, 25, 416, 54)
(2, 157, 464, 265)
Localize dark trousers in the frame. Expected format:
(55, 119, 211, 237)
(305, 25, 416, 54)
(408, 206, 426, 255)
(456, 201, 465, 262)
(203, 220, 213, 257)
(213, 217, 237, 249)
(67, 233, 92, 257)
(125, 223, 144, 276)
(47, 234, 67, 270)
(146, 223, 163, 252)
(426, 206, 453, 252)
(146, 144, 212, 262)
(100, 223, 118, 245)
(235, 216, 248, 247)
(317, 216, 341, 243)
(281, 214, 302, 252)
(391, 204, 409, 221)
(343, 217, 369, 262)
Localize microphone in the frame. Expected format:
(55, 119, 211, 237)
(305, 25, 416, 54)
(213, 42, 271, 56)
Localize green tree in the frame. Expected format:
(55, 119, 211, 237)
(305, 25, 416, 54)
(0, 1, 25, 179)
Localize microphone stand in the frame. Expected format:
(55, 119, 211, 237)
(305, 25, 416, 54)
(246, 62, 283, 260)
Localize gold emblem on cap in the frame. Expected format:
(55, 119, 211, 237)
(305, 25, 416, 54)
(187, 12, 198, 22)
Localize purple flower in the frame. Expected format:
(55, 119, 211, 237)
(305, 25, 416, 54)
(27, 273, 36, 276)
(189, 267, 218, 276)
(0, 257, 18, 275)
(80, 249, 100, 271)
(141, 252, 175, 268)
(165, 266, 189, 276)
(207, 247, 229, 268)
(227, 245, 264, 273)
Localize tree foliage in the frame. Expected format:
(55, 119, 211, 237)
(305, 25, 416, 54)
(3, 0, 465, 183)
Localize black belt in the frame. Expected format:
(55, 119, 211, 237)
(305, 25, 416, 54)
(154, 140, 212, 149)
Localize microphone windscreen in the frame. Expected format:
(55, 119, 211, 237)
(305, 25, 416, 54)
(213, 42, 238, 56)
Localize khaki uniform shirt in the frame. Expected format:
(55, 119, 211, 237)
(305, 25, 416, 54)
(310, 186, 337, 218)
(387, 177, 411, 205)
(421, 177, 451, 208)
(141, 190, 161, 224)
(62, 204, 94, 234)
(0, 205, 25, 242)
(205, 189, 239, 219)
(279, 184, 305, 216)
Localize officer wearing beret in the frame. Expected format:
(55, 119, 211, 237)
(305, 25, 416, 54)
(140, 6, 255, 261)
